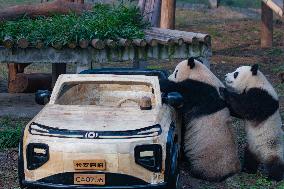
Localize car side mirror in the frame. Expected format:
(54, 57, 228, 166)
(35, 90, 51, 105)
(163, 92, 183, 108)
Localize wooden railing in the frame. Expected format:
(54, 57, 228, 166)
(262, 0, 283, 17)
(261, 0, 283, 48)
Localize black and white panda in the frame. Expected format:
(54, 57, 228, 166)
(160, 58, 240, 182)
(221, 64, 284, 181)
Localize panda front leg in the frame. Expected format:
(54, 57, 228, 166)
(242, 145, 259, 174)
(159, 79, 179, 94)
(265, 156, 284, 181)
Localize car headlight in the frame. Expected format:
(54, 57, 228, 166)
(134, 144, 162, 172)
(26, 143, 49, 170)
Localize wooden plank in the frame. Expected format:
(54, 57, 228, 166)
(146, 27, 210, 44)
(160, 0, 176, 29)
(261, 1, 274, 48)
(262, 0, 283, 17)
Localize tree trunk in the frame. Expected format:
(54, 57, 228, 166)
(160, 0, 176, 29)
(138, 0, 161, 27)
(0, 0, 92, 21)
(261, 1, 273, 48)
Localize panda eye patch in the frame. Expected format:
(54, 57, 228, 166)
(234, 72, 239, 79)
(175, 70, 178, 78)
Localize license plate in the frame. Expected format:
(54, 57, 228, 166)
(73, 160, 106, 170)
(74, 174, 105, 185)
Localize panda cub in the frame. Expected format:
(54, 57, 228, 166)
(160, 58, 240, 182)
(222, 64, 284, 181)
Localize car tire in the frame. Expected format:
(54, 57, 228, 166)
(167, 142, 181, 189)
(167, 171, 181, 189)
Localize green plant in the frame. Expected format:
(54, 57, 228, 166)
(0, 117, 28, 150)
(0, 3, 149, 46)
(250, 178, 272, 189)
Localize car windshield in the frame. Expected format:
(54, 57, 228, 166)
(54, 81, 156, 107)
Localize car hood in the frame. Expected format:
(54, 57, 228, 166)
(32, 105, 161, 131)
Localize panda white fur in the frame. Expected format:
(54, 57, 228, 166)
(222, 64, 284, 181)
(160, 58, 241, 181)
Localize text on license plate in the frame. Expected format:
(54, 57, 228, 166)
(74, 174, 105, 185)
(73, 159, 106, 170)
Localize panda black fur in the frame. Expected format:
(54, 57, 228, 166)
(160, 58, 240, 182)
(222, 64, 284, 181)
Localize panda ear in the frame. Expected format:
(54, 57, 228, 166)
(188, 57, 195, 69)
(251, 64, 258, 76)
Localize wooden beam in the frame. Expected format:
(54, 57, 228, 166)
(261, 1, 273, 48)
(160, 0, 176, 29)
(262, 0, 283, 17)
(52, 64, 66, 87)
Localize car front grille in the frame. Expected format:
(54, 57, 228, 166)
(29, 122, 162, 139)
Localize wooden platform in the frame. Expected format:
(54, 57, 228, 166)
(263, 0, 283, 17)
(0, 27, 212, 71)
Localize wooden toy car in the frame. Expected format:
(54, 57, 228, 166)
(18, 69, 183, 189)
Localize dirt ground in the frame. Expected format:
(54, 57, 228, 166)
(1, 4, 284, 189)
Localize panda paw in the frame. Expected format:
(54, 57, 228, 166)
(159, 79, 176, 93)
(266, 157, 284, 182)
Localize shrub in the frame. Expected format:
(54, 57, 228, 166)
(0, 117, 28, 150)
(0, 3, 149, 46)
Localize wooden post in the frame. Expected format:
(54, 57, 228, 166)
(208, 0, 219, 8)
(160, 0, 176, 29)
(261, 1, 273, 48)
(7, 64, 18, 92)
(52, 64, 66, 87)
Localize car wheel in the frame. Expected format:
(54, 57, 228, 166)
(174, 173, 182, 189)
(167, 142, 181, 189)
(167, 171, 181, 189)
